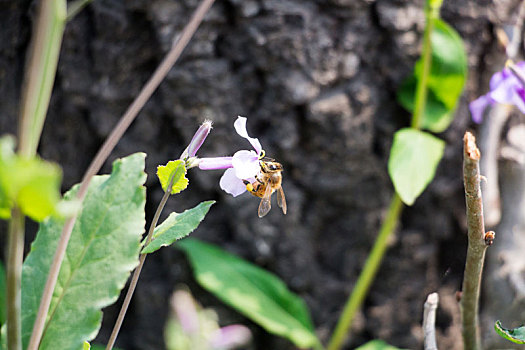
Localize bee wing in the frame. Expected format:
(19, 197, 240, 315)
(258, 183, 273, 218)
(277, 186, 287, 215)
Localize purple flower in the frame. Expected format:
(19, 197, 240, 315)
(198, 116, 263, 197)
(469, 61, 525, 123)
(181, 120, 213, 168)
(170, 290, 199, 334)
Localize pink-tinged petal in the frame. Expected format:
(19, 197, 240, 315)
(170, 290, 199, 334)
(469, 95, 492, 123)
(234, 116, 262, 154)
(232, 150, 260, 179)
(489, 75, 519, 104)
(198, 157, 233, 170)
(220, 168, 247, 197)
(209, 325, 252, 349)
(187, 120, 213, 157)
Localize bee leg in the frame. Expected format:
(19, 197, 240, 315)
(243, 180, 255, 193)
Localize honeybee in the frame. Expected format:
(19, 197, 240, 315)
(243, 158, 287, 218)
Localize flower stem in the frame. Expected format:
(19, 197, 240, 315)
(106, 176, 174, 350)
(326, 194, 403, 350)
(461, 132, 489, 350)
(411, 2, 439, 130)
(327, 1, 441, 348)
(6, 208, 24, 350)
(26, 0, 216, 348)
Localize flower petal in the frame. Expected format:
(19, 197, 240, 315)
(232, 150, 260, 179)
(209, 325, 252, 349)
(198, 157, 233, 170)
(187, 120, 213, 157)
(469, 94, 492, 123)
(234, 116, 262, 154)
(171, 290, 199, 334)
(490, 75, 520, 104)
(220, 168, 247, 197)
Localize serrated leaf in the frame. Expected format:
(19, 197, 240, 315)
(388, 128, 445, 205)
(142, 201, 215, 254)
(356, 340, 406, 350)
(0, 135, 62, 221)
(178, 239, 320, 349)
(495, 320, 525, 344)
(21, 153, 147, 350)
(397, 19, 467, 132)
(157, 160, 189, 195)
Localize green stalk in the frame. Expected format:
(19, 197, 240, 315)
(6, 208, 24, 350)
(411, 2, 439, 129)
(326, 195, 403, 350)
(18, 0, 66, 158)
(327, 1, 441, 349)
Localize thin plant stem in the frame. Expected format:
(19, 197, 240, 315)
(27, 1, 216, 348)
(461, 132, 489, 350)
(106, 175, 174, 350)
(327, 1, 441, 348)
(411, 2, 438, 130)
(506, 0, 525, 60)
(326, 195, 403, 350)
(423, 292, 439, 350)
(6, 208, 24, 350)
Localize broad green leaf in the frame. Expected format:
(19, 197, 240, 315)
(21, 153, 147, 350)
(388, 128, 445, 205)
(397, 19, 467, 132)
(157, 160, 189, 195)
(495, 320, 525, 344)
(178, 239, 320, 349)
(0, 136, 62, 221)
(142, 201, 215, 254)
(0, 262, 5, 326)
(356, 340, 406, 350)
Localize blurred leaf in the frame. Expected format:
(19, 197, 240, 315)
(0, 135, 62, 221)
(157, 160, 188, 195)
(142, 201, 215, 254)
(178, 239, 320, 349)
(388, 128, 445, 205)
(21, 153, 146, 350)
(0, 261, 5, 326)
(397, 19, 467, 132)
(83, 341, 90, 350)
(495, 320, 525, 344)
(356, 340, 406, 350)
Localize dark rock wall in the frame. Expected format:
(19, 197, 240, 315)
(0, 0, 518, 349)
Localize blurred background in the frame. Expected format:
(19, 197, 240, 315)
(1, 0, 524, 348)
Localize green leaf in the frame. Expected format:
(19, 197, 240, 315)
(356, 340, 406, 350)
(0, 262, 5, 326)
(83, 341, 91, 350)
(388, 128, 445, 205)
(495, 320, 525, 344)
(397, 19, 467, 132)
(21, 153, 147, 350)
(157, 160, 189, 195)
(0, 136, 62, 221)
(142, 201, 215, 254)
(178, 239, 320, 349)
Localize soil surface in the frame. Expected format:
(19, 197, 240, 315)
(0, 0, 521, 349)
